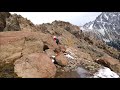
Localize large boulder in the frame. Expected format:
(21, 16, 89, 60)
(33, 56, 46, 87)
(0, 31, 44, 62)
(55, 53, 68, 66)
(0, 39, 24, 62)
(22, 35, 44, 55)
(14, 53, 56, 78)
(45, 49, 56, 58)
(41, 33, 59, 50)
(95, 56, 120, 73)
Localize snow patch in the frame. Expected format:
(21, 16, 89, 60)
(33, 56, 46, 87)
(103, 38, 110, 42)
(114, 30, 120, 35)
(104, 14, 109, 20)
(65, 48, 78, 59)
(100, 15, 103, 22)
(51, 56, 55, 63)
(52, 59, 55, 63)
(81, 27, 90, 31)
(80, 27, 85, 30)
(94, 67, 119, 78)
(112, 14, 117, 17)
(65, 54, 74, 59)
(51, 56, 55, 58)
(98, 29, 105, 36)
(88, 23, 93, 30)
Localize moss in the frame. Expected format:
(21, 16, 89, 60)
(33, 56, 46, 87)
(0, 61, 20, 78)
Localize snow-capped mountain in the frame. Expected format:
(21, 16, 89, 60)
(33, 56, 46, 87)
(82, 12, 120, 50)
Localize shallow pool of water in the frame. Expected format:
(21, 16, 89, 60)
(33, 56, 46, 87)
(55, 66, 120, 78)
(55, 67, 92, 78)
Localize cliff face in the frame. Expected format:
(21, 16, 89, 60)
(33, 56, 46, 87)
(0, 12, 37, 32)
(0, 12, 10, 31)
(0, 12, 120, 78)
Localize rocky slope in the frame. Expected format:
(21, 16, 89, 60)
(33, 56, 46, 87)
(0, 12, 37, 32)
(0, 12, 120, 78)
(82, 12, 120, 50)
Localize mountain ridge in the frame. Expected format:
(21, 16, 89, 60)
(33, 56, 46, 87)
(82, 12, 120, 50)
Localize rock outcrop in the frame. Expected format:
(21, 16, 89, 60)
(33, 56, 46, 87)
(95, 56, 120, 73)
(0, 12, 37, 32)
(14, 53, 56, 78)
(55, 53, 68, 66)
(4, 14, 21, 31)
(0, 12, 10, 31)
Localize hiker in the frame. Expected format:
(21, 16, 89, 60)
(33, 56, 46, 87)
(53, 36, 60, 45)
(53, 35, 67, 53)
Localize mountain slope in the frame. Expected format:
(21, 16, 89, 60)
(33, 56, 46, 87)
(0, 12, 120, 78)
(83, 12, 120, 50)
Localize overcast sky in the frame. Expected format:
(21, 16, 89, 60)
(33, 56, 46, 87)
(10, 12, 102, 26)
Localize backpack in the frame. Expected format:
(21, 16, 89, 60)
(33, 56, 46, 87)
(56, 38, 59, 45)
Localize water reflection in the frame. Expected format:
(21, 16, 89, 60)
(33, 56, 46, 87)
(76, 67, 92, 78)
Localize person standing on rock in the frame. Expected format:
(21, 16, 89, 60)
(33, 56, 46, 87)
(53, 35, 62, 55)
(53, 36, 61, 45)
(53, 36, 66, 54)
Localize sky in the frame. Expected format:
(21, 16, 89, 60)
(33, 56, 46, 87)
(10, 12, 102, 26)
